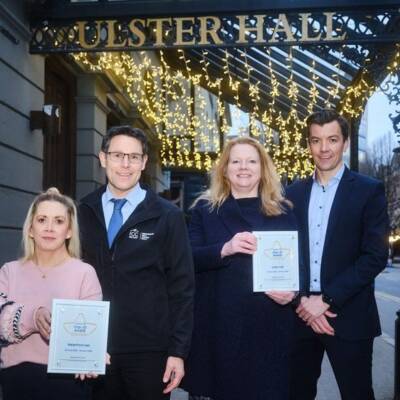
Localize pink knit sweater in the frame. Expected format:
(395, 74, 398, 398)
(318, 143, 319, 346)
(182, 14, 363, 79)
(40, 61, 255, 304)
(0, 258, 102, 369)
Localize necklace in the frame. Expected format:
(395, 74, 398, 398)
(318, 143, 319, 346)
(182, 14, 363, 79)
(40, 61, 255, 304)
(36, 264, 47, 279)
(33, 257, 70, 279)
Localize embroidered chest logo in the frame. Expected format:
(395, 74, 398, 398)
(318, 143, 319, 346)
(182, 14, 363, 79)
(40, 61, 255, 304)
(129, 229, 139, 239)
(128, 229, 154, 240)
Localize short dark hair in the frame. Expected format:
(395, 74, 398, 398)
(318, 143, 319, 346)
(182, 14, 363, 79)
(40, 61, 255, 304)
(306, 109, 349, 141)
(101, 126, 149, 155)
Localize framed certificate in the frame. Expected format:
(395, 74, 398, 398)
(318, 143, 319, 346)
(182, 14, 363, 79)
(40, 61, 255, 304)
(252, 231, 299, 292)
(47, 299, 110, 374)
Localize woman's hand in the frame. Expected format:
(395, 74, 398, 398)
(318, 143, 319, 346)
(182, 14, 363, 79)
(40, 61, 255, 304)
(265, 291, 296, 305)
(221, 232, 257, 258)
(35, 307, 51, 340)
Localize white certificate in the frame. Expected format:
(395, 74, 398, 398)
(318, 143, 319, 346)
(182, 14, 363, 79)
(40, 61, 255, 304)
(252, 231, 299, 292)
(47, 299, 110, 374)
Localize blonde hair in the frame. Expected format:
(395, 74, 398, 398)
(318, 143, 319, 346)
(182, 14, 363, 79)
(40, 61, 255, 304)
(21, 187, 81, 261)
(195, 137, 290, 216)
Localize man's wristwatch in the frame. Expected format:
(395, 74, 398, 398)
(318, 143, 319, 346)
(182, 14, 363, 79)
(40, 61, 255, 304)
(322, 293, 334, 307)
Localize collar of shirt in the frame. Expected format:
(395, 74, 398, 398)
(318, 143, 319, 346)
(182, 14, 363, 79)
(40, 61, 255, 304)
(312, 163, 346, 189)
(102, 184, 147, 229)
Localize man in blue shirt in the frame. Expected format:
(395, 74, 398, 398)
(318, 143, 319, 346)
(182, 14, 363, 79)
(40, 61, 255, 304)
(286, 110, 389, 400)
(79, 126, 194, 400)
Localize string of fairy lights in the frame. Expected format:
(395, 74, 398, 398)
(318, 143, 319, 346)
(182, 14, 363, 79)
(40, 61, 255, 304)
(72, 43, 399, 179)
(390, 234, 400, 244)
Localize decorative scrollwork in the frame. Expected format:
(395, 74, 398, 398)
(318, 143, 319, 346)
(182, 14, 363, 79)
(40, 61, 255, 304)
(379, 47, 400, 142)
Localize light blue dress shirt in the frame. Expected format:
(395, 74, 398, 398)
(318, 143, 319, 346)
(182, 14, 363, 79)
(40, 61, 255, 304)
(102, 184, 147, 229)
(308, 164, 345, 292)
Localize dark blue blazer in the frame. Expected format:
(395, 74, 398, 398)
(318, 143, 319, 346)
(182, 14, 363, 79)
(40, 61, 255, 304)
(286, 167, 389, 340)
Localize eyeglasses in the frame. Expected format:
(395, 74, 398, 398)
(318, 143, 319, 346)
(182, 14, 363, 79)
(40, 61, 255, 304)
(106, 152, 144, 164)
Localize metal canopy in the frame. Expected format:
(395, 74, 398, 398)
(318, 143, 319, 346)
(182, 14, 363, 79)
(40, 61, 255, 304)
(29, 0, 400, 148)
(163, 14, 399, 129)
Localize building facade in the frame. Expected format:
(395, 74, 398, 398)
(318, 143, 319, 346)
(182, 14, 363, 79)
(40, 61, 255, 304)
(0, 2, 174, 264)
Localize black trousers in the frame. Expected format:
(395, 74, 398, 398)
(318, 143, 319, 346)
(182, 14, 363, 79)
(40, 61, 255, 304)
(93, 352, 170, 400)
(289, 326, 375, 400)
(0, 362, 91, 400)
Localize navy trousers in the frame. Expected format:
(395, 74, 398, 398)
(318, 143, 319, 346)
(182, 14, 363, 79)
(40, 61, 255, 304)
(290, 324, 375, 400)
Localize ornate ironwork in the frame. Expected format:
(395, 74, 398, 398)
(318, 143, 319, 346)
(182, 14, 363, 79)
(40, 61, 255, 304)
(28, 1, 400, 147)
(380, 73, 400, 144)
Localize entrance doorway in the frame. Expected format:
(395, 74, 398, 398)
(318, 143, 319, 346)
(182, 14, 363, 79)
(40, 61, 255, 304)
(43, 57, 76, 196)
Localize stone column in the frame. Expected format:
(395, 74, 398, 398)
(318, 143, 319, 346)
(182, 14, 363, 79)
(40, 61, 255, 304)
(75, 75, 110, 199)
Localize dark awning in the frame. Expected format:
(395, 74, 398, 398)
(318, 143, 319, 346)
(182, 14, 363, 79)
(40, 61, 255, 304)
(28, 0, 400, 173)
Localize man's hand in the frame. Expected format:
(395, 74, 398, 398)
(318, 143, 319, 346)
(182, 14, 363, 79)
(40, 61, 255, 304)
(35, 307, 51, 340)
(75, 353, 111, 380)
(221, 232, 257, 257)
(296, 295, 329, 324)
(265, 291, 296, 305)
(163, 356, 184, 394)
(75, 371, 98, 381)
(309, 312, 337, 336)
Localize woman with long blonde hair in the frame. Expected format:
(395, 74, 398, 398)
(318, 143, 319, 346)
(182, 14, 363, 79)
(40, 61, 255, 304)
(0, 188, 102, 400)
(183, 136, 299, 400)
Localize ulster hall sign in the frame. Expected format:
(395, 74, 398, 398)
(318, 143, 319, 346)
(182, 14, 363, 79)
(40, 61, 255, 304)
(30, 11, 380, 53)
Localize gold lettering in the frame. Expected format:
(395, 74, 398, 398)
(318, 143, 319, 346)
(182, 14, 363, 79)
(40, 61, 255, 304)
(300, 13, 321, 42)
(147, 18, 172, 46)
(74, 13, 346, 50)
(270, 14, 294, 43)
(107, 20, 127, 47)
(77, 21, 101, 49)
(324, 12, 346, 41)
(198, 16, 223, 45)
(174, 17, 196, 45)
(128, 19, 146, 47)
(236, 15, 265, 44)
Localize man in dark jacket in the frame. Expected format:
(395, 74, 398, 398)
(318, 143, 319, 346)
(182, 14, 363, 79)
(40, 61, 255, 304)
(79, 126, 194, 400)
(286, 110, 389, 400)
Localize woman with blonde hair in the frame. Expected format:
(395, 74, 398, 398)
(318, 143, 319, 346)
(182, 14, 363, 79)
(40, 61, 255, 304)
(0, 188, 102, 400)
(183, 136, 299, 400)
